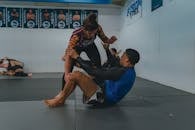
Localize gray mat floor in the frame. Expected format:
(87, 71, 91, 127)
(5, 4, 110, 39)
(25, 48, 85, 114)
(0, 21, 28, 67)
(0, 73, 195, 130)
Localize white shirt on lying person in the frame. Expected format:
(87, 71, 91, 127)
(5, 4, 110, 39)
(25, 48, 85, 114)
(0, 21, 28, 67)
(0, 67, 7, 72)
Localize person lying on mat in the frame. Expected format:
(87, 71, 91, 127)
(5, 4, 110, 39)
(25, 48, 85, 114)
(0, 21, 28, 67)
(44, 48, 140, 107)
(0, 57, 32, 77)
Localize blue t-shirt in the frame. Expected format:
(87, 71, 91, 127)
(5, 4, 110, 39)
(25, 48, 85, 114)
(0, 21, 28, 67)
(104, 68, 136, 104)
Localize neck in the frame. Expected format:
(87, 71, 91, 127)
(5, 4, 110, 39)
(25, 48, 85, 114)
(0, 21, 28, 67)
(123, 63, 134, 68)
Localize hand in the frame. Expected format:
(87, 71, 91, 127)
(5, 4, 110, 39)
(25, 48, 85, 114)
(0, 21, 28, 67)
(108, 36, 117, 44)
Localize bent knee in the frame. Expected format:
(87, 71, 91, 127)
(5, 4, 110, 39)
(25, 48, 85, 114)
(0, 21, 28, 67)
(70, 71, 85, 81)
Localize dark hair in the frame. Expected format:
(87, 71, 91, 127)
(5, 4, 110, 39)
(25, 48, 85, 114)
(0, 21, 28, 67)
(125, 48, 140, 65)
(83, 13, 98, 31)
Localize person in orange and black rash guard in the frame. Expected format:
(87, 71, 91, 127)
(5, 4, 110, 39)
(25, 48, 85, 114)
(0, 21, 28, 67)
(61, 13, 117, 90)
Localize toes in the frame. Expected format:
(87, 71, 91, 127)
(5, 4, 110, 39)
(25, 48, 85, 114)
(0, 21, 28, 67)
(43, 99, 64, 107)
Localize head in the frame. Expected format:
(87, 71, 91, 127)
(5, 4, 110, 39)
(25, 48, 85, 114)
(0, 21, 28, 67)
(0, 58, 9, 68)
(75, 11, 79, 14)
(83, 13, 98, 38)
(120, 48, 140, 67)
(13, 9, 17, 12)
(29, 9, 33, 13)
(59, 10, 63, 14)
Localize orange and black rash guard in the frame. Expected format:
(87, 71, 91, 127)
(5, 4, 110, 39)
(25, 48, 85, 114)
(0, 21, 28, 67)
(67, 25, 109, 50)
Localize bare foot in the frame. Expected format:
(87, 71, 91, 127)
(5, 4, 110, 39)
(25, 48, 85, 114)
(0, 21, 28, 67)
(28, 73, 32, 77)
(54, 91, 63, 99)
(44, 98, 65, 107)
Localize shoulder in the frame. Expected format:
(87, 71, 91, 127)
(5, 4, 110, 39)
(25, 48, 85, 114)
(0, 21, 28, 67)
(126, 67, 135, 71)
(126, 67, 135, 75)
(72, 27, 83, 35)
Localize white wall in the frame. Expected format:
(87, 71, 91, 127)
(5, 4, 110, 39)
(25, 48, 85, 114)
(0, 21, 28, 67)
(120, 0, 195, 93)
(0, 1, 121, 72)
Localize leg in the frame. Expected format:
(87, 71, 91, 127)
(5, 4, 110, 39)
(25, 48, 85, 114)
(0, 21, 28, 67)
(14, 71, 28, 76)
(61, 61, 75, 90)
(54, 73, 66, 98)
(14, 69, 32, 77)
(84, 43, 101, 67)
(44, 79, 76, 107)
(70, 71, 99, 99)
(44, 71, 98, 107)
(61, 73, 66, 90)
(61, 47, 82, 90)
(5, 70, 15, 76)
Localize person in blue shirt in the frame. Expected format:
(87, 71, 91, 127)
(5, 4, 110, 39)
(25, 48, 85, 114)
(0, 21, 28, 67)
(44, 47, 140, 107)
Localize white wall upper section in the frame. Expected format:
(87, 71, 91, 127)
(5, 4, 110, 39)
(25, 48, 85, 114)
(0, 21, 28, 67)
(120, 0, 195, 93)
(0, 2, 121, 72)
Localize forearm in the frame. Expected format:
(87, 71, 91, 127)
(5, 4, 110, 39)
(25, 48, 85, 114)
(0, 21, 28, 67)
(68, 35, 79, 48)
(76, 57, 125, 80)
(98, 25, 117, 44)
(97, 26, 109, 43)
(64, 34, 79, 74)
